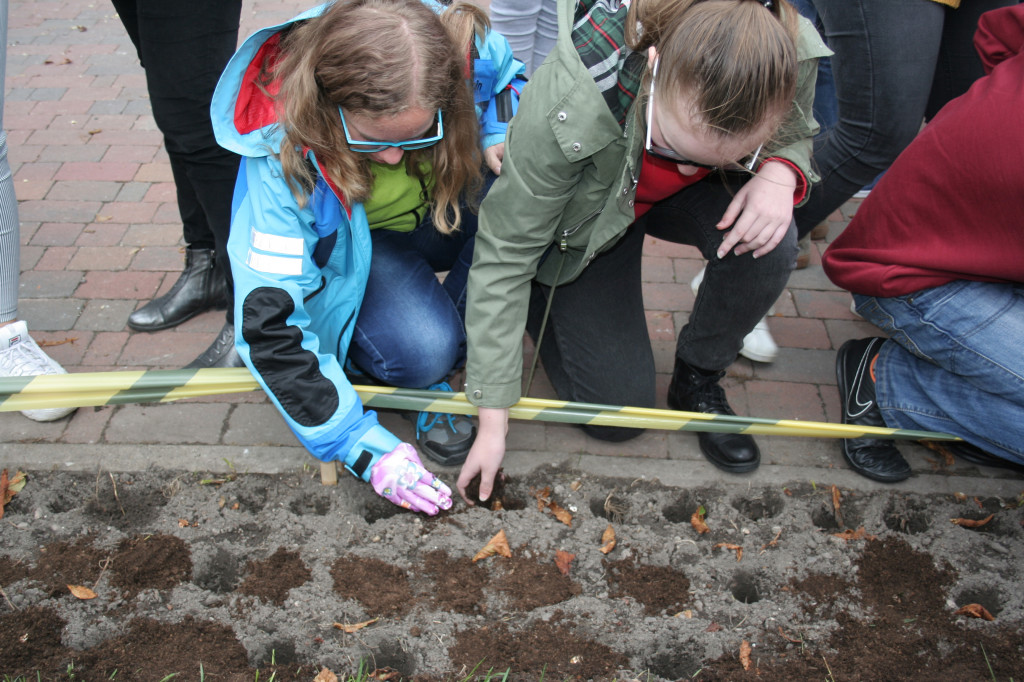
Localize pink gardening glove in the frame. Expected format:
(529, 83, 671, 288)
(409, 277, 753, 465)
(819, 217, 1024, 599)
(369, 443, 453, 515)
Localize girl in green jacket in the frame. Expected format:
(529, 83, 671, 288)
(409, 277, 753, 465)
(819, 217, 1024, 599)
(459, 0, 828, 502)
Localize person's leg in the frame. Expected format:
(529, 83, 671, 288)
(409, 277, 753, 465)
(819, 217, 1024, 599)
(856, 282, 1024, 464)
(794, 0, 945, 236)
(0, 0, 76, 422)
(646, 176, 797, 371)
(925, 0, 1016, 120)
(526, 224, 655, 442)
(489, 0, 543, 75)
(123, 0, 243, 354)
(532, 0, 559, 74)
(350, 219, 478, 466)
(644, 175, 797, 472)
(350, 226, 472, 389)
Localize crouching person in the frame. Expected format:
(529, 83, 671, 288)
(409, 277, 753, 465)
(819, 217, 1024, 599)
(210, 0, 524, 512)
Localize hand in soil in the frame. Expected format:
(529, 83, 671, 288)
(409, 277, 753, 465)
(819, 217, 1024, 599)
(369, 443, 452, 515)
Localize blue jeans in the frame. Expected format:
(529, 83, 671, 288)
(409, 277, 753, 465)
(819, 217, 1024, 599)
(349, 206, 479, 390)
(793, 0, 1014, 236)
(854, 282, 1024, 464)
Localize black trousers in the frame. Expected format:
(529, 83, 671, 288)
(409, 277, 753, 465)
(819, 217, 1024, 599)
(112, 0, 243, 320)
(526, 174, 796, 443)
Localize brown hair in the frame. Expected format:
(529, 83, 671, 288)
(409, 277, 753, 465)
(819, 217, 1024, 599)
(627, 0, 798, 140)
(272, 0, 487, 233)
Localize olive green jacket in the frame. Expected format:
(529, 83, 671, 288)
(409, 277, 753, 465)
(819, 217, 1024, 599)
(464, 0, 831, 409)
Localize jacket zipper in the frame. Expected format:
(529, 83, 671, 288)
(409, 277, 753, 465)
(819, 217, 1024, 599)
(559, 207, 603, 252)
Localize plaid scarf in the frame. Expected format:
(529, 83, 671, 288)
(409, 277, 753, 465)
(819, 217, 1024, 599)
(571, 0, 646, 127)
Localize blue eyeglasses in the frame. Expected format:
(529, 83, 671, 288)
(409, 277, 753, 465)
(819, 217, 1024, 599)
(338, 107, 444, 153)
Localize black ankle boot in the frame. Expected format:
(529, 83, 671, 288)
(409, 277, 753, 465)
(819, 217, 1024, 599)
(185, 322, 245, 369)
(128, 248, 227, 332)
(667, 357, 760, 473)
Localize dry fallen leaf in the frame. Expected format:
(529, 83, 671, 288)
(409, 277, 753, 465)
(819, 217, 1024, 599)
(68, 584, 97, 600)
(739, 640, 752, 670)
(37, 336, 78, 348)
(333, 617, 378, 633)
(951, 514, 994, 528)
(532, 486, 573, 526)
(44, 56, 73, 65)
(554, 550, 575, 576)
(762, 529, 783, 550)
(178, 518, 190, 528)
(831, 485, 841, 512)
(369, 668, 402, 681)
(95, 215, 113, 222)
(953, 492, 968, 502)
(599, 524, 616, 555)
(713, 543, 743, 562)
(570, 480, 583, 491)
(548, 500, 573, 526)
(954, 603, 995, 621)
(690, 506, 709, 535)
(777, 626, 803, 643)
(472, 529, 512, 562)
(706, 622, 723, 633)
(832, 527, 877, 542)
(313, 668, 338, 682)
(1, 469, 27, 520)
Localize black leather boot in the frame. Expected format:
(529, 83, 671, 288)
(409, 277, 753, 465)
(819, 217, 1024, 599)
(128, 248, 227, 331)
(185, 322, 245, 369)
(667, 357, 760, 473)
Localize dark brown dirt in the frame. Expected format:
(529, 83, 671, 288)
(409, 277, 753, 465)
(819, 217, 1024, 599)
(239, 546, 311, 605)
(2, 468, 1023, 680)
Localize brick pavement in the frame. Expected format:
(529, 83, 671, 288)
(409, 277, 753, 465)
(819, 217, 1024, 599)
(2, 0, 1018, 495)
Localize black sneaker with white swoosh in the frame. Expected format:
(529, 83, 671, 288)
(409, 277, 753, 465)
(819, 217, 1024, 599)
(835, 337, 912, 483)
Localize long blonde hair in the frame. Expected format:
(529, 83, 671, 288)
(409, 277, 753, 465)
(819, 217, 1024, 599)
(627, 0, 798, 140)
(272, 0, 486, 234)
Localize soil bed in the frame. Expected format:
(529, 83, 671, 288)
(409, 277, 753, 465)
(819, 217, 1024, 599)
(2, 466, 1023, 680)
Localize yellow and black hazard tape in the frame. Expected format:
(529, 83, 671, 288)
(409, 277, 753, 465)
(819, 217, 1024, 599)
(0, 368, 958, 441)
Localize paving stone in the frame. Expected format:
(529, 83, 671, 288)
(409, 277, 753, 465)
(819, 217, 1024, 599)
(18, 245, 44, 270)
(75, 222, 129, 247)
(17, 297, 85, 331)
(105, 403, 231, 445)
(80, 331, 129, 366)
(74, 270, 162, 299)
(60, 404, 114, 445)
(46, 180, 122, 202)
(67, 245, 134, 271)
(74, 299, 136, 331)
(18, 198, 102, 223)
(223, 404, 302, 447)
(54, 161, 139, 182)
(28, 222, 82, 246)
(18, 270, 84, 297)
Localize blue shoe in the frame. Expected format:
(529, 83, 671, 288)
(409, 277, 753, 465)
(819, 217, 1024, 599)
(413, 382, 476, 467)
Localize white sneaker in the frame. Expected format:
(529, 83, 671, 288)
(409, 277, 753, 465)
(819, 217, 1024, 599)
(690, 266, 778, 363)
(0, 320, 77, 422)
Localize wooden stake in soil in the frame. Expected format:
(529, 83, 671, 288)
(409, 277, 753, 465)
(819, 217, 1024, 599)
(320, 461, 338, 486)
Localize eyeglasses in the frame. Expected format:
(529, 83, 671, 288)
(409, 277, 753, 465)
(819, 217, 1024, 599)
(338, 107, 444, 153)
(644, 59, 762, 172)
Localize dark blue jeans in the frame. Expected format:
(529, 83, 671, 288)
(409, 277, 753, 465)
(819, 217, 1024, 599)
(793, 0, 1014, 236)
(349, 200, 482, 389)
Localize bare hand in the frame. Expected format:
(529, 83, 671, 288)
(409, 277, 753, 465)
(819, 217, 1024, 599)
(716, 161, 797, 260)
(457, 407, 508, 504)
(484, 143, 505, 176)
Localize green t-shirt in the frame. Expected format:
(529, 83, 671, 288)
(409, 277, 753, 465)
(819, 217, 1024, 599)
(364, 161, 435, 232)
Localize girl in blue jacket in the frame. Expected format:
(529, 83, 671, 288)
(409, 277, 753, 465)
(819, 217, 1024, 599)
(211, 0, 524, 514)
